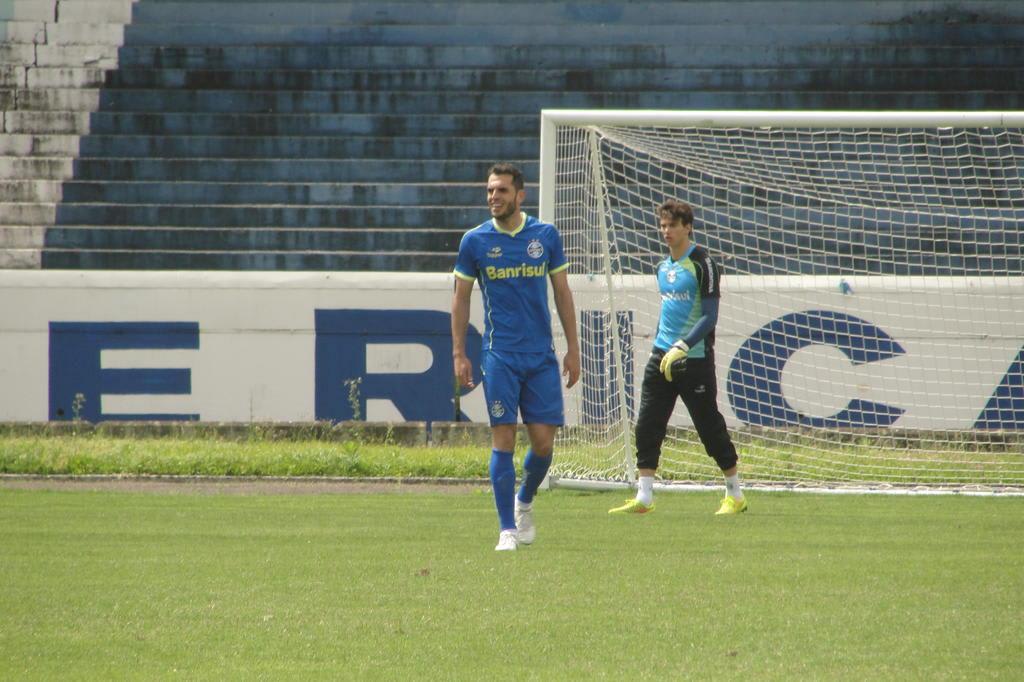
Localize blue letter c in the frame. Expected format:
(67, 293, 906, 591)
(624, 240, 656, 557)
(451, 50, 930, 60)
(726, 310, 906, 428)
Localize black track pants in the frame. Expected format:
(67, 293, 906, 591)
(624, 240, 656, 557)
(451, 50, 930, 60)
(634, 348, 738, 472)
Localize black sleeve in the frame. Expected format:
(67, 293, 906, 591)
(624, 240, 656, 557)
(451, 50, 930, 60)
(693, 248, 721, 300)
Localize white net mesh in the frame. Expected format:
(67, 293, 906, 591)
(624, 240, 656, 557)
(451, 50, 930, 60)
(548, 118, 1024, 492)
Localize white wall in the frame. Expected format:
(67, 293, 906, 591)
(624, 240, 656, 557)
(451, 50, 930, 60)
(1, 270, 1021, 428)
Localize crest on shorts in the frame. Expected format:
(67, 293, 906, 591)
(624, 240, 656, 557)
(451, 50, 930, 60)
(490, 401, 506, 418)
(527, 239, 544, 259)
(487, 246, 502, 258)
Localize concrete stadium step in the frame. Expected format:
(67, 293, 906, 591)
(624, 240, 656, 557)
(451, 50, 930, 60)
(707, 252, 1009, 276)
(0, 248, 40, 269)
(0, 1, 55, 21)
(0, 43, 35, 64)
(0, 65, 25, 87)
(0, 157, 74, 179)
(1, 203, 55, 224)
(40, 249, 454, 271)
(0, 134, 80, 156)
(44, 22, 126, 46)
(120, 22, 1024, 47)
(25, 66, 109, 89)
(0, 225, 45, 249)
(70, 158, 538, 182)
(607, 205, 1024, 229)
(89, 89, 1024, 114)
(1, 21, 48, 45)
(0, 0, 132, 23)
(2, 21, 125, 46)
(76, 134, 536, 160)
(117, 44, 670, 70)
(55, 204, 492, 229)
(104, 66, 690, 91)
(98, 67, 1022, 93)
(0, 237, 44, 267)
(4, 111, 91, 134)
(92, 89, 682, 114)
(127, 1, 1024, 27)
(54, 0, 135, 23)
(35, 44, 121, 68)
(0, 179, 63, 202)
(60, 181, 489, 206)
(45, 225, 464, 253)
(607, 179, 1024, 200)
(85, 112, 539, 136)
(15, 88, 100, 111)
(114, 44, 1024, 71)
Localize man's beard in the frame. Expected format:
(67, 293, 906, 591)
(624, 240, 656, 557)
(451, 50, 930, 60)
(491, 203, 517, 221)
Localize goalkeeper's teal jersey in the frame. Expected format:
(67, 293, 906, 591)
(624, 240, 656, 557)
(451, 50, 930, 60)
(653, 244, 721, 359)
(454, 212, 569, 352)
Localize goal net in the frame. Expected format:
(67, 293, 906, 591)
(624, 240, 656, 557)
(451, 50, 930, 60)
(540, 111, 1024, 494)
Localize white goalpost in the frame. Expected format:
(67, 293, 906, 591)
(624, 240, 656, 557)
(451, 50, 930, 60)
(539, 110, 1024, 495)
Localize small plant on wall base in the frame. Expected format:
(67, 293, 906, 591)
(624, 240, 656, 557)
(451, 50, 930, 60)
(71, 393, 86, 422)
(342, 378, 364, 456)
(344, 377, 363, 421)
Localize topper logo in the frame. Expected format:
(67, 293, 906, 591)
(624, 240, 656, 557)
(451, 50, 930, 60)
(44, 310, 1022, 428)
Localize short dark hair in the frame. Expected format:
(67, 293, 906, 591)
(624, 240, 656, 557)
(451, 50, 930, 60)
(487, 162, 525, 190)
(658, 199, 694, 226)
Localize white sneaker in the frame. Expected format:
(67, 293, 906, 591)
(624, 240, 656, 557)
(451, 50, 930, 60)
(515, 500, 535, 545)
(495, 529, 518, 551)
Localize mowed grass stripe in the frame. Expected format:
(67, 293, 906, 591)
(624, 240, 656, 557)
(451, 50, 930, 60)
(0, 437, 489, 478)
(2, 435, 1022, 488)
(1, 488, 1021, 679)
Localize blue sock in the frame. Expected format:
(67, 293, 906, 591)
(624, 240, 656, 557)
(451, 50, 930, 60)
(517, 449, 552, 505)
(489, 449, 516, 530)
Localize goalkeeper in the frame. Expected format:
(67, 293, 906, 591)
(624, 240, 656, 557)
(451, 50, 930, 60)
(609, 200, 746, 516)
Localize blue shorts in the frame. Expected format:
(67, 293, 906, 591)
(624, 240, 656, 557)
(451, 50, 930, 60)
(481, 349, 564, 427)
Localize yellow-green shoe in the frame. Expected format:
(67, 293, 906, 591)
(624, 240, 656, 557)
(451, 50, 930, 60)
(715, 496, 748, 515)
(608, 498, 654, 515)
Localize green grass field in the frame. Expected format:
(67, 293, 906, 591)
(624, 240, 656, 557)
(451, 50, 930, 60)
(2, 485, 1021, 680)
(3, 432, 1021, 489)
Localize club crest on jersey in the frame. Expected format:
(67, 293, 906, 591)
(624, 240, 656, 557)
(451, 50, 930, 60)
(527, 239, 544, 259)
(487, 246, 502, 259)
(490, 401, 506, 418)
(666, 268, 678, 283)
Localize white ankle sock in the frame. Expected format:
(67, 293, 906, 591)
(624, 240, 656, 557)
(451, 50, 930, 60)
(725, 473, 743, 499)
(637, 476, 654, 505)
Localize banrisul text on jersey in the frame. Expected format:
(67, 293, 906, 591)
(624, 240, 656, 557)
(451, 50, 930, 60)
(453, 212, 569, 352)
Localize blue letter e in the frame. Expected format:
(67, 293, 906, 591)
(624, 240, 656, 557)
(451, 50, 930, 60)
(49, 322, 200, 422)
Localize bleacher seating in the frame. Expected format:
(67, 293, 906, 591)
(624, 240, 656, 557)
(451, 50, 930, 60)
(2, 0, 1023, 271)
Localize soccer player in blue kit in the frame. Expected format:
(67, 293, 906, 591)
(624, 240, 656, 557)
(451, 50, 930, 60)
(451, 163, 581, 551)
(609, 199, 747, 516)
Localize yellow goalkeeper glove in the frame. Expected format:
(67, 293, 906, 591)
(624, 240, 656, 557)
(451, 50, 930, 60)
(659, 341, 689, 381)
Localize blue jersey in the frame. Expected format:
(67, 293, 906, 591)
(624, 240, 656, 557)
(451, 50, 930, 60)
(653, 244, 721, 358)
(454, 212, 569, 352)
